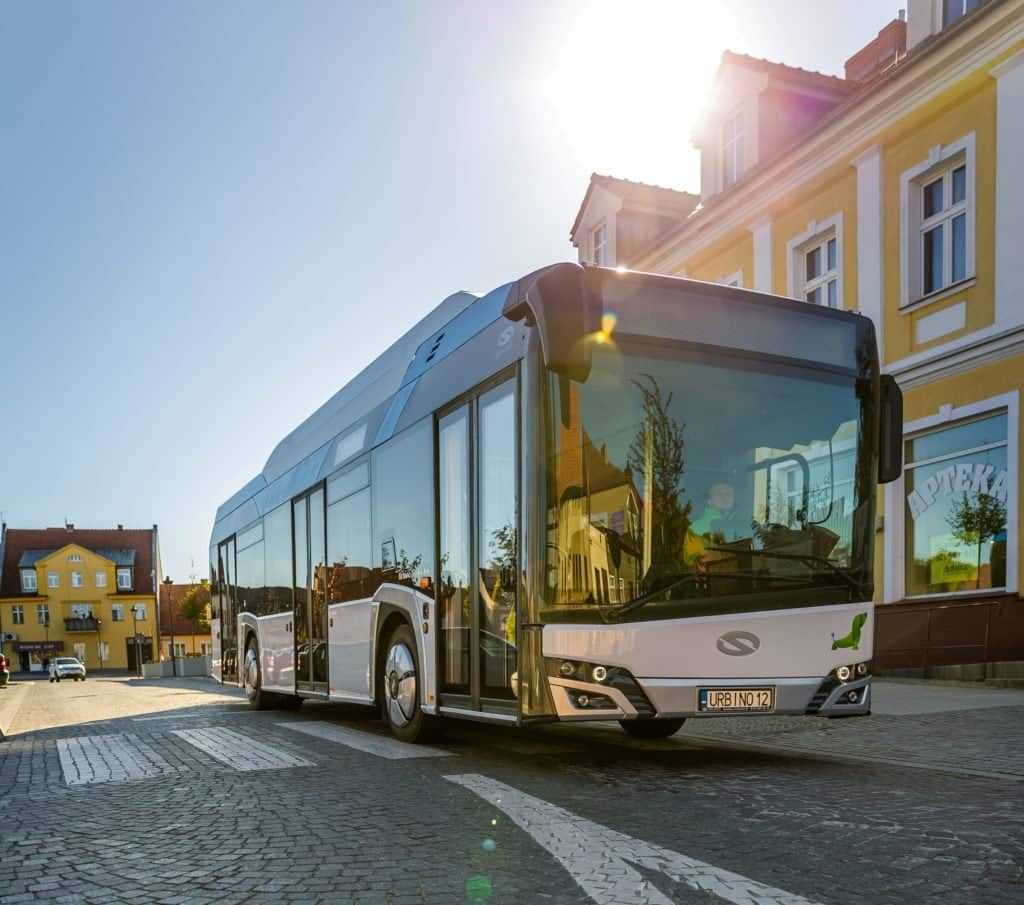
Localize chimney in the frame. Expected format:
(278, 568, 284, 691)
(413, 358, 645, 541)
(117, 524, 124, 531)
(844, 16, 907, 83)
(65, 521, 74, 532)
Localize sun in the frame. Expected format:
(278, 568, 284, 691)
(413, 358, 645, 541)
(538, 1, 739, 191)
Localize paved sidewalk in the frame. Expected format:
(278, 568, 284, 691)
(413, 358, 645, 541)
(672, 679, 1024, 780)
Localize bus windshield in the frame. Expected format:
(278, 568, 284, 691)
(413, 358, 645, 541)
(543, 336, 876, 624)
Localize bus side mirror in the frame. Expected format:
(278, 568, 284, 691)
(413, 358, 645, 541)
(503, 262, 601, 383)
(878, 374, 903, 484)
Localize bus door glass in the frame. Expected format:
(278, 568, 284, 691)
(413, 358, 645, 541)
(219, 537, 238, 683)
(293, 487, 328, 692)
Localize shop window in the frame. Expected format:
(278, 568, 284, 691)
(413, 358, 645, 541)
(904, 411, 1009, 596)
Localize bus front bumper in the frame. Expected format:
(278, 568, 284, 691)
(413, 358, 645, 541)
(548, 673, 871, 721)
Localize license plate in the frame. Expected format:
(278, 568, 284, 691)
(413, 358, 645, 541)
(698, 687, 775, 713)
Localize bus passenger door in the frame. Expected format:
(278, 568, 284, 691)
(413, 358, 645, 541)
(438, 376, 518, 712)
(217, 537, 238, 684)
(293, 486, 328, 695)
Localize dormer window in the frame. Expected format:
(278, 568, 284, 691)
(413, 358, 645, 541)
(592, 223, 608, 266)
(117, 567, 133, 590)
(722, 111, 745, 189)
(68, 553, 82, 563)
(20, 570, 37, 593)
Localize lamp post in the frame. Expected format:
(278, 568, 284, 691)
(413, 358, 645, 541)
(96, 619, 103, 671)
(163, 576, 175, 677)
(43, 612, 51, 671)
(130, 605, 142, 678)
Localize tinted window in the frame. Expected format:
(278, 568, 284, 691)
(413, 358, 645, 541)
(372, 418, 435, 595)
(263, 503, 292, 616)
(236, 532, 266, 616)
(327, 487, 376, 602)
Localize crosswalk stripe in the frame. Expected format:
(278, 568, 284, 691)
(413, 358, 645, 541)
(172, 726, 314, 771)
(56, 734, 182, 785)
(445, 773, 826, 905)
(277, 721, 456, 759)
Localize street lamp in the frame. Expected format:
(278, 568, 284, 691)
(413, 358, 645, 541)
(130, 605, 142, 678)
(163, 576, 175, 678)
(96, 618, 103, 671)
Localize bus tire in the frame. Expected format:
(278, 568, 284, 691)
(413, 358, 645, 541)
(619, 718, 685, 739)
(242, 636, 270, 711)
(380, 623, 432, 743)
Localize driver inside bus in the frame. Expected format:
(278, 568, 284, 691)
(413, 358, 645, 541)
(683, 481, 737, 567)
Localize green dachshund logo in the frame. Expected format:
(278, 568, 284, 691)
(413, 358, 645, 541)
(831, 613, 868, 651)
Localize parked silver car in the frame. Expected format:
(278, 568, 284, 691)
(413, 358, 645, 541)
(49, 657, 87, 682)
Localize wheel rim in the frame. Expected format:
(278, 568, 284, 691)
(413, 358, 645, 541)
(384, 641, 416, 728)
(243, 644, 260, 700)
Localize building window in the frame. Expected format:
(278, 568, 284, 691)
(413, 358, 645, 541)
(20, 570, 37, 593)
(944, 0, 982, 28)
(904, 411, 1010, 596)
(71, 571, 83, 588)
(592, 223, 607, 266)
(95, 572, 107, 588)
(116, 568, 132, 590)
(74, 642, 86, 662)
(787, 215, 843, 309)
(37, 604, 49, 625)
(70, 603, 94, 618)
(12, 606, 24, 625)
(132, 603, 147, 620)
(111, 603, 124, 622)
(722, 111, 744, 188)
(68, 554, 82, 563)
(47, 572, 60, 589)
(900, 133, 974, 306)
(201, 642, 211, 657)
(169, 641, 187, 658)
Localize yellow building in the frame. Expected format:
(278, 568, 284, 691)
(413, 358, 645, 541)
(0, 525, 161, 673)
(571, 0, 1024, 672)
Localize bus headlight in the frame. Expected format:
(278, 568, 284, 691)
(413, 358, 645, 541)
(559, 661, 576, 678)
(856, 662, 869, 676)
(591, 665, 608, 683)
(836, 665, 852, 682)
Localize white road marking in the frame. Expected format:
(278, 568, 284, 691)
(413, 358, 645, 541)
(172, 727, 313, 771)
(56, 734, 182, 785)
(277, 721, 455, 759)
(445, 773, 827, 905)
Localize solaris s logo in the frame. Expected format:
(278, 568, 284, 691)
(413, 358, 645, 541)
(716, 630, 761, 657)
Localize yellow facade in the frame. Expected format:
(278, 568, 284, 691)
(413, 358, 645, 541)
(579, 4, 1024, 661)
(0, 543, 157, 672)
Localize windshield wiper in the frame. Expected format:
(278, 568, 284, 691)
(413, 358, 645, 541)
(605, 573, 701, 622)
(704, 547, 866, 596)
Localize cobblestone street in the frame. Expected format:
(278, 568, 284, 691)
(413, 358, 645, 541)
(0, 677, 1021, 904)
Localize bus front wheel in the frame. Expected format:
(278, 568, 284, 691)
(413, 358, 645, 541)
(243, 636, 269, 711)
(380, 623, 432, 743)
(619, 718, 685, 739)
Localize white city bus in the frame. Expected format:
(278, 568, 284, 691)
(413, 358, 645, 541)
(209, 264, 902, 741)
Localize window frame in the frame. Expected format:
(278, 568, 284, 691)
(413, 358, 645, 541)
(111, 603, 124, 622)
(592, 222, 608, 267)
(71, 570, 83, 588)
(95, 572, 107, 588)
(20, 570, 37, 593)
(900, 133, 976, 308)
(116, 567, 133, 590)
(884, 389, 1019, 602)
(37, 603, 50, 625)
(47, 572, 59, 589)
(786, 214, 844, 310)
(722, 110, 745, 189)
(12, 605, 24, 625)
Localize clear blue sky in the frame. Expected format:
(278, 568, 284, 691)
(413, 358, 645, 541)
(0, 0, 898, 581)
